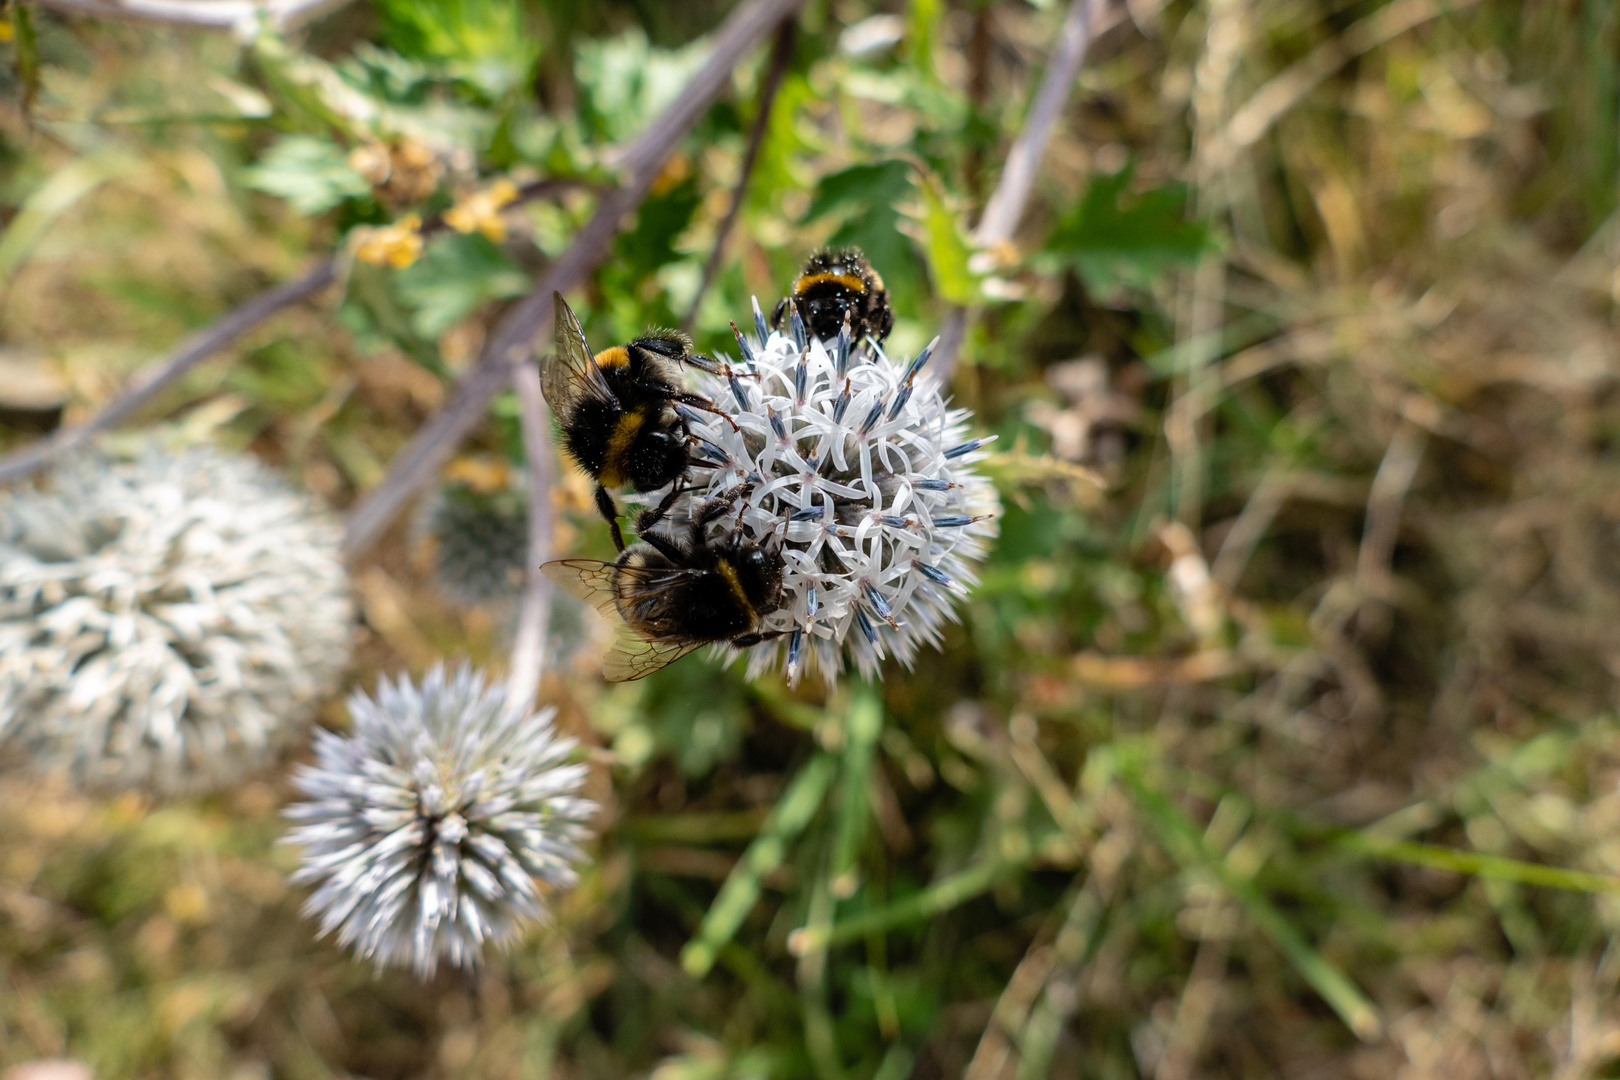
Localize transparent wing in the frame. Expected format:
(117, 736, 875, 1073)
(602, 626, 705, 682)
(543, 558, 705, 614)
(541, 559, 621, 618)
(541, 292, 617, 414)
(542, 558, 712, 681)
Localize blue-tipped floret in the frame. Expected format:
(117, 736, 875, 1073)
(854, 606, 879, 644)
(789, 305, 808, 351)
(767, 405, 788, 442)
(690, 435, 731, 466)
(752, 296, 769, 344)
(858, 398, 886, 438)
(787, 629, 803, 676)
(730, 320, 757, 367)
(790, 506, 825, 522)
(832, 379, 853, 424)
(944, 435, 997, 460)
(862, 581, 897, 626)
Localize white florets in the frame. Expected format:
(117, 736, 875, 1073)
(0, 446, 353, 793)
(677, 303, 999, 686)
(284, 663, 594, 977)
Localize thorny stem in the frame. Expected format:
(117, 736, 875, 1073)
(683, 17, 798, 334)
(342, 0, 810, 558)
(504, 361, 554, 709)
(935, 0, 1120, 380)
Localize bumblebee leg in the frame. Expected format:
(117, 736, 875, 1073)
(670, 392, 742, 432)
(731, 629, 790, 648)
(690, 478, 756, 531)
(677, 353, 726, 376)
(634, 480, 686, 537)
(595, 485, 627, 553)
(639, 530, 689, 565)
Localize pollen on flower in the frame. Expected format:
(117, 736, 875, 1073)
(670, 308, 1000, 687)
(444, 178, 521, 243)
(354, 214, 424, 269)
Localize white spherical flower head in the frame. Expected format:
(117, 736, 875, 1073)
(0, 447, 353, 793)
(284, 663, 594, 978)
(676, 303, 999, 686)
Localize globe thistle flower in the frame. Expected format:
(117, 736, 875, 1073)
(0, 447, 353, 794)
(674, 303, 999, 686)
(284, 664, 593, 977)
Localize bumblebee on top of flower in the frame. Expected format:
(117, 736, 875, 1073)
(540, 248, 999, 687)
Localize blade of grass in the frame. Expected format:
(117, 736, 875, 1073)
(1334, 834, 1620, 894)
(680, 753, 837, 978)
(1151, 760, 1620, 897)
(788, 854, 1029, 955)
(1118, 761, 1384, 1043)
(830, 689, 883, 899)
(799, 835, 844, 1080)
(1013, 873, 1111, 1080)
(0, 152, 138, 289)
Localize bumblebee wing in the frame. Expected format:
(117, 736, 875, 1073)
(543, 558, 709, 681)
(602, 627, 705, 682)
(542, 558, 622, 618)
(542, 292, 616, 413)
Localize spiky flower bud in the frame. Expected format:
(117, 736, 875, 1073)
(417, 482, 530, 609)
(0, 447, 353, 793)
(678, 307, 999, 686)
(284, 664, 593, 977)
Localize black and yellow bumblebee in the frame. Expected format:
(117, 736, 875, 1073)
(772, 247, 894, 345)
(542, 488, 787, 681)
(542, 292, 735, 551)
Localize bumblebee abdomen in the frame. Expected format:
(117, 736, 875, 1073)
(683, 566, 756, 640)
(561, 398, 621, 478)
(597, 404, 656, 490)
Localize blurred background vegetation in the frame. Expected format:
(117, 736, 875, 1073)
(2, 0, 1620, 1076)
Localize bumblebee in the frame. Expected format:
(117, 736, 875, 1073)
(543, 292, 735, 551)
(543, 488, 787, 681)
(772, 247, 894, 345)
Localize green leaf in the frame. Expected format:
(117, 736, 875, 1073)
(614, 177, 701, 284)
(242, 135, 371, 216)
(1044, 165, 1217, 289)
(370, 0, 538, 98)
(395, 232, 530, 338)
(575, 28, 710, 146)
(803, 160, 913, 223)
(911, 168, 974, 305)
(907, 0, 942, 82)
